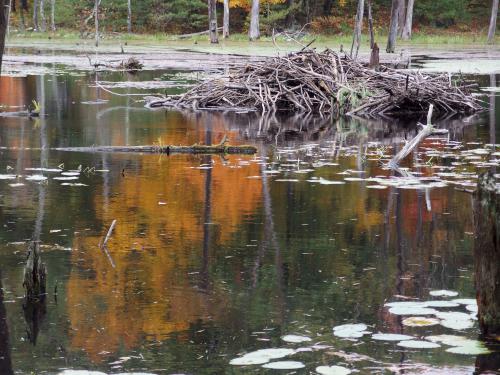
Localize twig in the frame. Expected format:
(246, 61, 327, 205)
(101, 219, 117, 249)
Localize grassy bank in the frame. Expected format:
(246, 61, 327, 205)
(5, 28, 497, 57)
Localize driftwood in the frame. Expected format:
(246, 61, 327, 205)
(54, 139, 257, 155)
(144, 49, 482, 118)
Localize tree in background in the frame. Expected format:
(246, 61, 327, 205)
(39, 0, 46, 31)
(249, 0, 259, 40)
(223, 0, 229, 38)
(50, 0, 56, 31)
(127, 0, 131, 32)
(386, 0, 400, 52)
(208, 0, 218, 43)
(488, 0, 499, 43)
(350, 0, 364, 59)
(402, 0, 414, 39)
(0, 0, 7, 73)
(32, 0, 39, 30)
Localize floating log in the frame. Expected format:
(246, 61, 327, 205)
(473, 171, 500, 338)
(54, 143, 257, 155)
(144, 49, 482, 118)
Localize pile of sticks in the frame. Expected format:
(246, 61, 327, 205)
(145, 49, 481, 118)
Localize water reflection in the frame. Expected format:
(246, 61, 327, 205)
(0, 70, 498, 374)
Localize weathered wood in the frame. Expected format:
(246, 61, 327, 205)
(208, 0, 218, 43)
(367, 0, 374, 49)
(369, 42, 379, 69)
(401, 0, 414, 40)
(350, 0, 365, 59)
(223, 0, 229, 38)
(386, 0, 400, 53)
(249, 0, 260, 40)
(23, 242, 47, 302)
(0, 0, 8, 73)
(54, 143, 257, 155)
(473, 171, 500, 337)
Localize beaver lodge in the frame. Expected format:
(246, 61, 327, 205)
(144, 49, 482, 119)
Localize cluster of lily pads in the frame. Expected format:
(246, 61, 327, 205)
(229, 289, 492, 373)
(246, 140, 500, 192)
(0, 166, 109, 187)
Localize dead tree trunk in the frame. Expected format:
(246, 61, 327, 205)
(33, 0, 39, 30)
(208, 0, 218, 43)
(350, 0, 365, 59)
(94, 0, 99, 46)
(127, 0, 131, 33)
(397, 0, 406, 37)
(39, 0, 46, 32)
(386, 0, 400, 53)
(488, 0, 499, 44)
(367, 0, 374, 49)
(0, 0, 8, 74)
(402, 0, 414, 40)
(473, 171, 500, 337)
(0, 271, 13, 375)
(223, 0, 229, 38)
(19, 5, 26, 31)
(249, 0, 260, 40)
(50, 0, 55, 31)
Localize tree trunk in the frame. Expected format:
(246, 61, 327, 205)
(127, 0, 131, 33)
(33, 0, 39, 31)
(488, 0, 499, 44)
(208, 0, 218, 43)
(50, 0, 55, 31)
(473, 171, 500, 338)
(350, 0, 364, 59)
(19, 5, 26, 31)
(401, 0, 414, 40)
(39, 0, 46, 32)
(223, 0, 229, 38)
(249, 0, 260, 40)
(0, 0, 8, 74)
(367, 0, 374, 49)
(397, 0, 406, 37)
(386, 0, 400, 53)
(94, 0, 99, 47)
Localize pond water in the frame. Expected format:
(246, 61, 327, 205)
(0, 55, 499, 375)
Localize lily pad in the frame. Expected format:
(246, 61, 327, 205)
(262, 361, 305, 369)
(426, 335, 476, 347)
(333, 323, 368, 338)
(397, 340, 441, 349)
(440, 319, 475, 330)
(388, 306, 438, 316)
(421, 301, 460, 308)
(402, 317, 440, 327)
(372, 333, 413, 341)
(451, 298, 476, 306)
(281, 335, 312, 343)
(316, 365, 352, 375)
(26, 174, 48, 181)
(384, 301, 427, 308)
(465, 304, 478, 313)
(429, 290, 459, 297)
(229, 348, 295, 366)
(446, 341, 491, 355)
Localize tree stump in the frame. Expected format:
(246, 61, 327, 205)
(473, 171, 500, 337)
(369, 42, 380, 70)
(23, 242, 46, 302)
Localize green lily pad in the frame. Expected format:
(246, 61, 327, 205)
(262, 361, 305, 369)
(229, 348, 295, 366)
(281, 335, 312, 343)
(397, 340, 441, 349)
(333, 323, 368, 338)
(429, 290, 459, 297)
(372, 333, 414, 341)
(388, 306, 438, 316)
(426, 334, 475, 347)
(446, 341, 491, 355)
(422, 301, 460, 308)
(316, 365, 352, 375)
(451, 298, 477, 305)
(402, 317, 440, 327)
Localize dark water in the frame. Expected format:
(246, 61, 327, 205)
(0, 67, 499, 375)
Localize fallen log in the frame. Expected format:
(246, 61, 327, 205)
(144, 49, 483, 119)
(54, 142, 257, 155)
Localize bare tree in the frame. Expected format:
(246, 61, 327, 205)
(386, 0, 401, 53)
(127, 0, 131, 33)
(50, 0, 55, 31)
(488, 0, 499, 44)
(19, 2, 26, 32)
(94, 0, 99, 46)
(223, 0, 229, 38)
(249, 0, 259, 40)
(350, 0, 364, 59)
(39, 0, 46, 32)
(367, 0, 374, 49)
(402, 0, 414, 39)
(397, 0, 406, 37)
(33, 0, 39, 30)
(0, 0, 8, 73)
(208, 0, 218, 43)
